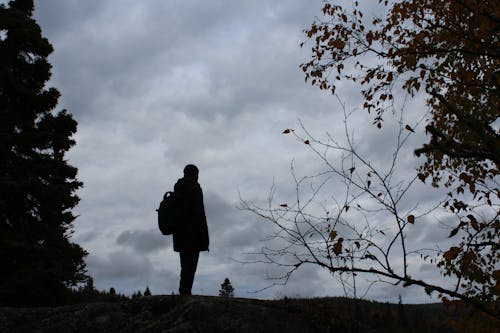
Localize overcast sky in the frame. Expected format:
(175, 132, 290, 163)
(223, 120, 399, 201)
(18, 0, 461, 302)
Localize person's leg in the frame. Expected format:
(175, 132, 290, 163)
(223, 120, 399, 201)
(179, 251, 200, 295)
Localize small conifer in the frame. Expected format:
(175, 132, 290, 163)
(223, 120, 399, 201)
(218, 278, 234, 297)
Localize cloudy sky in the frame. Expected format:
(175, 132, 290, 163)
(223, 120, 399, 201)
(17, 0, 461, 302)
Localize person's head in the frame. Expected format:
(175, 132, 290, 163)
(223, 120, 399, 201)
(183, 164, 199, 181)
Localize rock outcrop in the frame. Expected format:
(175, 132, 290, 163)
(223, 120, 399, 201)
(0, 295, 457, 333)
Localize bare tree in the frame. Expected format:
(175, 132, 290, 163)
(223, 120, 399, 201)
(240, 102, 498, 319)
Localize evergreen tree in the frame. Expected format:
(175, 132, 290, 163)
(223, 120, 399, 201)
(0, 0, 87, 306)
(83, 277, 95, 295)
(131, 291, 143, 299)
(218, 278, 234, 297)
(144, 286, 151, 296)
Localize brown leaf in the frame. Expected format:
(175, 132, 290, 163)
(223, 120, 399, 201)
(467, 214, 477, 223)
(407, 215, 415, 224)
(470, 221, 479, 231)
(304, 140, 310, 144)
(443, 247, 460, 263)
(282, 129, 293, 134)
(365, 252, 376, 260)
(417, 173, 426, 183)
(448, 226, 460, 238)
(332, 239, 343, 255)
(329, 230, 337, 240)
(280, 204, 288, 208)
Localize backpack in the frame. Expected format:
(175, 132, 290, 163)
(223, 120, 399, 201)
(157, 191, 178, 235)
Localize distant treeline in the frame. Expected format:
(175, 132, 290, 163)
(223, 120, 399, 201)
(69, 277, 152, 304)
(273, 296, 494, 333)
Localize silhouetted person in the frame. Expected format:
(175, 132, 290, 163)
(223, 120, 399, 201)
(173, 164, 209, 295)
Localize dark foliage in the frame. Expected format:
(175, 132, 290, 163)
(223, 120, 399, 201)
(69, 278, 128, 304)
(0, 0, 86, 306)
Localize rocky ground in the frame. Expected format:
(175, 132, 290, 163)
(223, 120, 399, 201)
(0, 295, 462, 333)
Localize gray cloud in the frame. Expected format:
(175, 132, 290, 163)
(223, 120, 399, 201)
(116, 229, 168, 254)
(87, 251, 154, 280)
(86, 251, 179, 295)
(25, 0, 464, 302)
(75, 230, 99, 243)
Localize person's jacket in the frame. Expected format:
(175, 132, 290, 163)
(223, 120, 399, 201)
(172, 177, 209, 252)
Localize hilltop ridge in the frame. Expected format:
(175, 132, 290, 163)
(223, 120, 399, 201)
(0, 295, 459, 333)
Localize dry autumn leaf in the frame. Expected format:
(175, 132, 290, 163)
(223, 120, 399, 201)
(332, 238, 343, 255)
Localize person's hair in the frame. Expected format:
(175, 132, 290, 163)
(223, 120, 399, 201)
(183, 164, 199, 178)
